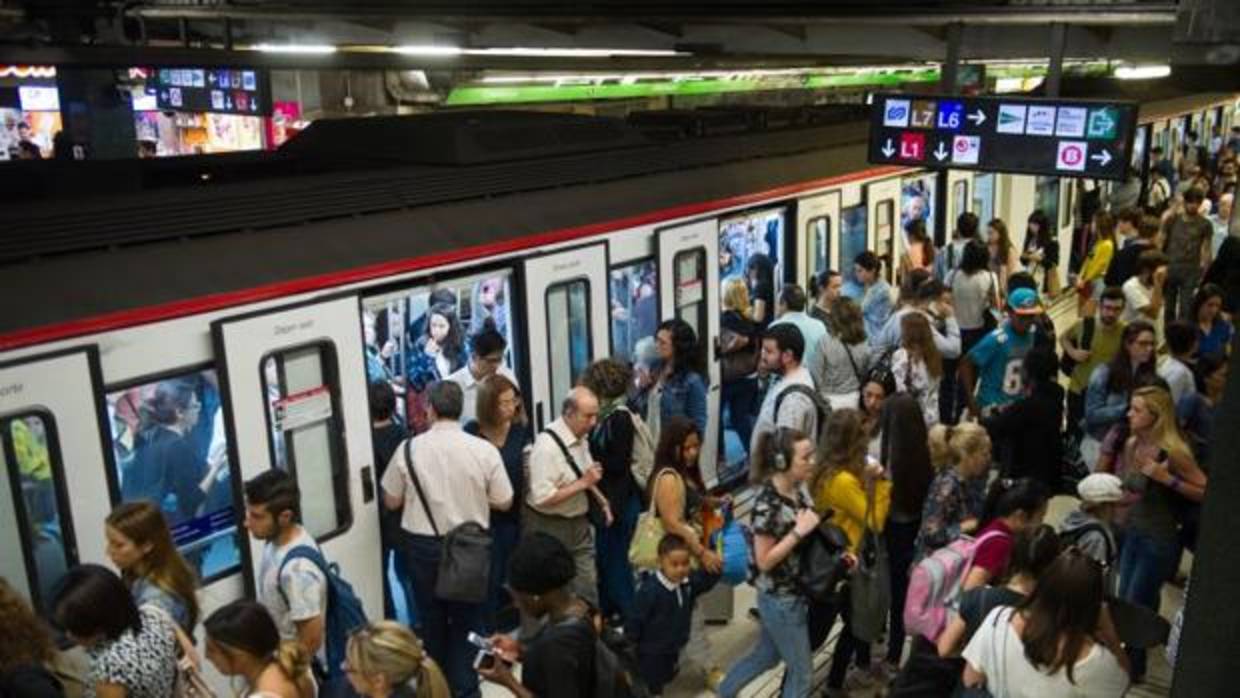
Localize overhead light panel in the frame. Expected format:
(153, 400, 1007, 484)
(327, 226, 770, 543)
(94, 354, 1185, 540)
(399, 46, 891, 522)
(254, 43, 338, 54)
(1114, 64, 1171, 80)
(393, 45, 465, 56)
(394, 46, 684, 58)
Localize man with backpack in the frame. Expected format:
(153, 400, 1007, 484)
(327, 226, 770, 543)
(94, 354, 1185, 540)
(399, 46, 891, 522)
(1060, 287, 1127, 441)
(381, 380, 514, 698)
(244, 468, 367, 689)
(747, 324, 829, 482)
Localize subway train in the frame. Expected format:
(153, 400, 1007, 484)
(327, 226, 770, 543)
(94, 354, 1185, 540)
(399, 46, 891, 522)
(0, 80, 1235, 681)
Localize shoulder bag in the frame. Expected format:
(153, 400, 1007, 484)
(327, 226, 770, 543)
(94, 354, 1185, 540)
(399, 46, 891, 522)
(849, 477, 891, 644)
(142, 605, 216, 698)
(629, 468, 680, 569)
(544, 428, 607, 528)
(403, 439, 491, 603)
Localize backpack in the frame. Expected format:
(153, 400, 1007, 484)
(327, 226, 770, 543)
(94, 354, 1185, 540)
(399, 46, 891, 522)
(556, 616, 651, 698)
(796, 522, 852, 604)
(902, 529, 1009, 643)
(772, 383, 832, 456)
(1059, 521, 1115, 566)
(613, 405, 656, 491)
(277, 545, 369, 680)
(1059, 316, 1096, 378)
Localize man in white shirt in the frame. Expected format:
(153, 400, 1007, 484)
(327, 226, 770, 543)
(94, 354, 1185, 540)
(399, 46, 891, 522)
(525, 386, 609, 605)
(243, 469, 327, 659)
(770, 283, 828, 369)
(748, 323, 819, 482)
(382, 380, 513, 698)
(1158, 322, 1198, 406)
(447, 327, 519, 424)
(1122, 250, 1168, 347)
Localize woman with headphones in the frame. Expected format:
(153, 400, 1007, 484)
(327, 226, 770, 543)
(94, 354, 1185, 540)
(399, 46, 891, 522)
(716, 429, 820, 698)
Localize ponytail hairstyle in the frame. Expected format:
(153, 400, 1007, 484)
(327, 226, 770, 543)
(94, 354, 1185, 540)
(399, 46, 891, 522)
(1004, 524, 1062, 583)
(981, 477, 1050, 528)
(204, 600, 310, 686)
(106, 501, 201, 630)
(926, 422, 990, 470)
(346, 621, 451, 698)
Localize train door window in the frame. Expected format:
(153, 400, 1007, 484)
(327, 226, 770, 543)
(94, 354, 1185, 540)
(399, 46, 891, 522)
(106, 368, 241, 581)
(673, 248, 709, 351)
(0, 412, 73, 612)
(973, 173, 996, 225)
(876, 199, 895, 282)
(261, 345, 350, 540)
(719, 207, 786, 289)
(953, 180, 969, 218)
(362, 270, 519, 435)
(1061, 182, 1074, 230)
(1035, 177, 1060, 235)
(839, 204, 868, 296)
(1131, 125, 1149, 172)
(609, 259, 658, 365)
(546, 279, 591, 404)
(901, 174, 936, 241)
(806, 216, 832, 278)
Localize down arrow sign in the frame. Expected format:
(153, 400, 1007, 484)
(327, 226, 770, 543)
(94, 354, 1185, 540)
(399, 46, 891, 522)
(881, 138, 896, 157)
(934, 142, 949, 161)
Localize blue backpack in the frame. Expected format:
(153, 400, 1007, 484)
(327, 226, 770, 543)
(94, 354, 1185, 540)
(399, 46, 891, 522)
(277, 545, 368, 680)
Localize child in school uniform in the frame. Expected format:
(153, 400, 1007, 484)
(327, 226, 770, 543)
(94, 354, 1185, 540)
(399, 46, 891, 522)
(626, 534, 720, 695)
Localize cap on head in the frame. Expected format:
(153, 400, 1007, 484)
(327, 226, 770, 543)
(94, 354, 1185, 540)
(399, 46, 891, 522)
(1007, 287, 1044, 315)
(1077, 473, 1124, 504)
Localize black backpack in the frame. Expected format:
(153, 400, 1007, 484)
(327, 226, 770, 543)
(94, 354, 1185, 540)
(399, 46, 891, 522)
(1059, 317, 1096, 378)
(555, 616, 651, 698)
(796, 521, 852, 604)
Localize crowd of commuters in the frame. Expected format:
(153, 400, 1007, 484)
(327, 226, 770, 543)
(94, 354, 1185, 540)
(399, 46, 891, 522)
(2, 141, 1234, 698)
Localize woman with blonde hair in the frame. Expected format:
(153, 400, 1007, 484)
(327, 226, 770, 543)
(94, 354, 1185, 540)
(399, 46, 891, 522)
(808, 296, 871, 412)
(720, 276, 760, 449)
(105, 500, 200, 633)
(914, 423, 991, 558)
(1108, 385, 1207, 681)
(203, 600, 316, 698)
(813, 409, 892, 692)
(343, 622, 450, 698)
(891, 312, 943, 426)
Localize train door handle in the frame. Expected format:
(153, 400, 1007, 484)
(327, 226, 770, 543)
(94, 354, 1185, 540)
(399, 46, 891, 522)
(360, 465, 375, 504)
(536, 402, 545, 432)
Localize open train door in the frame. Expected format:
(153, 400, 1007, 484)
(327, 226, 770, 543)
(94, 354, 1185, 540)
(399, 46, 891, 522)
(0, 347, 110, 611)
(656, 219, 723, 486)
(522, 243, 611, 432)
(211, 294, 381, 612)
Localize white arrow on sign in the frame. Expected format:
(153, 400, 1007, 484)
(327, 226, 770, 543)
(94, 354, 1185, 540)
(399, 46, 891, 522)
(1090, 149, 1113, 166)
(881, 138, 896, 157)
(934, 142, 949, 161)
(967, 108, 986, 126)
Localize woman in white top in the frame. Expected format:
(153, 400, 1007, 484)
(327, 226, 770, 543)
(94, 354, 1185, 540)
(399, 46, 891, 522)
(891, 312, 942, 426)
(204, 600, 317, 698)
(951, 239, 1002, 356)
(962, 548, 1129, 698)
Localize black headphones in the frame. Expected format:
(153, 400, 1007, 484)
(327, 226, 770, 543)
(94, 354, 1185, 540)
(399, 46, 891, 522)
(770, 427, 793, 472)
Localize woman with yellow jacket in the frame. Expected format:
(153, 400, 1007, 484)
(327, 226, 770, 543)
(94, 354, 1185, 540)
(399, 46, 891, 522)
(813, 409, 893, 695)
(1076, 210, 1118, 315)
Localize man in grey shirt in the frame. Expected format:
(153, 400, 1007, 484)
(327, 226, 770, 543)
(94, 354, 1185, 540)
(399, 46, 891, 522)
(1161, 188, 1213, 323)
(748, 324, 819, 482)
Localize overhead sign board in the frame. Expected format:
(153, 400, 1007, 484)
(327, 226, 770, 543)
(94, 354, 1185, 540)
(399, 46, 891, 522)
(868, 93, 1137, 181)
(150, 67, 271, 116)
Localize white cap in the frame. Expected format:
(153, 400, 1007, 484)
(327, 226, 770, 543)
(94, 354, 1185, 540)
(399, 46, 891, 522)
(1077, 473, 1124, 503)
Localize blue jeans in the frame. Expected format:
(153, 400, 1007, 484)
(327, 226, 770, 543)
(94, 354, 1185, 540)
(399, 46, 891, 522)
(482, 516, 520, 633)
(719, 591, 811, 698)
(594, 494, 640, 621)
(1117, 528, 1179, 679)
(404, 534, 484, 698)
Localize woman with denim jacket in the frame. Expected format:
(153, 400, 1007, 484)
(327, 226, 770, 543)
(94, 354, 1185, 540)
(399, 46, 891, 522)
(1083, 321, 1156, 443)
(636, 318, 707, 441)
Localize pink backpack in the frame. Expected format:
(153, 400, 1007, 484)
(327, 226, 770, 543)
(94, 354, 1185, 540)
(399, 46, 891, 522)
(903, 529, 1009, 642)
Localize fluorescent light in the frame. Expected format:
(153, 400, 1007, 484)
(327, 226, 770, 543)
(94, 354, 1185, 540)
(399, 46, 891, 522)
(394, 45, 464, 56)
(1114, 64, 1170, 80)
(254, 43, 337, 54)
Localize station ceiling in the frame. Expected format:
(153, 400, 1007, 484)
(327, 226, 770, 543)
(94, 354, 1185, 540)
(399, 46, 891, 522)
(1, 0, 1234, 71)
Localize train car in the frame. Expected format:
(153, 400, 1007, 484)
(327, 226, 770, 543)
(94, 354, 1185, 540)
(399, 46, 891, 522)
(0, 82, 1234, 688)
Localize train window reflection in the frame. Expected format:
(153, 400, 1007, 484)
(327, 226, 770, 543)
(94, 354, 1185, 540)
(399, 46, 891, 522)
(839, 204, 869, 298)
(107, 369, 239, 581)
(953, 180, 969, 220)
(262, 346, 350, 540)
(361, 270, 518, 435)
(1, 412, 74, 612)
(876, 199, 896, 282)
(973, 173, 996, 226)
(546, 279, 592, 405)
(720, 207, 786, 288)
(807, 216, 832, 278)
(610, 259, 658, 365)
